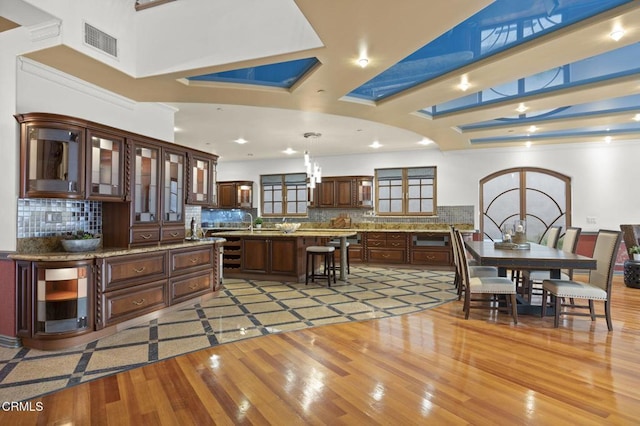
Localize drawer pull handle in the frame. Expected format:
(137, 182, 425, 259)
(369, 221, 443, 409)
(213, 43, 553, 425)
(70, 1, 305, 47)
(382, 254, 390, 258)
(133, 267, 146, 273)
(189, 283, 200, 290)
(190, 257, 199, 263)
(170, 232, 180, 237)
(132, 298, 146, 306)
(140, 234, 152, 240)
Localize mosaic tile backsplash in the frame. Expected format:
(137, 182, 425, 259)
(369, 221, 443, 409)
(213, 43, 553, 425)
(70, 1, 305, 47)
(17, 199, 102, 239)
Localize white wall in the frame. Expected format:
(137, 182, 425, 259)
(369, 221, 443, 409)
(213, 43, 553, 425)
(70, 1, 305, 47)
(217, 140, 640, 232)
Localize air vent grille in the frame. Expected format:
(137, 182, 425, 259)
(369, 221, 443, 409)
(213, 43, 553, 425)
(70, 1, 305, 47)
(84, 23, 117, 58)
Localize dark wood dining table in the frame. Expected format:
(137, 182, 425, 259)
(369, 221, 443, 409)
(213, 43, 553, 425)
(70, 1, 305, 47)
(464, 241, 597, 314)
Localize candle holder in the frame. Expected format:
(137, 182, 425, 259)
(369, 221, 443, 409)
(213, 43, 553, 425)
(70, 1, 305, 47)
(513, 219, 527, 244)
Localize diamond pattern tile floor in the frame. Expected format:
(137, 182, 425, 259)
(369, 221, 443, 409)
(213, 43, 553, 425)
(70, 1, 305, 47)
(0, 266, 456, 402)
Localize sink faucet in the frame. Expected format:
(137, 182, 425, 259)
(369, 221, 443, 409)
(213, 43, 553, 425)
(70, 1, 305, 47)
(246, 212, 254, 232)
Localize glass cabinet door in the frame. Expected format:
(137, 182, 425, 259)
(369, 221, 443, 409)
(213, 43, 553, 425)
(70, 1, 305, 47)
(188, 154, 211, 205)
(22, 123, 84, 198)
(163, 150, 185, 223)
(237, 182, 253, 209)
(358, 178, 373, 207)
(87, 129, 124, 200)
(133, 141, 160, 223)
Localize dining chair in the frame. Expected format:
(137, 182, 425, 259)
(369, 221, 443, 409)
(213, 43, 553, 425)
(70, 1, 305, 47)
(514, 225, 562, 296)
(454, 230, 518, 323)
(541, 229, 622, 331)
(521, 226, 580, 301)
(449, 227, 498, 299)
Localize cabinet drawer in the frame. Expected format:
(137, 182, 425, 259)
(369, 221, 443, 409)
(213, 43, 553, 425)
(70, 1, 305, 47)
(387, 233, 406, 241)
(169, 270, 213, 304)
(130, 228, 161, 245)
(170, 246, 213, 274)
(366, 232, 387, 240)
(387, 240, 407, 248)
(411, 249, 451, 265)
(161, 226, 186, 242)
(367, 249, 406, 263)
(101, 280, 167, 327)
(102, 252, 168, 291)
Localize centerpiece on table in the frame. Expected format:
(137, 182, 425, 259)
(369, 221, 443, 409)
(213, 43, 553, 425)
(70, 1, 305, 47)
(61, 231, 102, 252)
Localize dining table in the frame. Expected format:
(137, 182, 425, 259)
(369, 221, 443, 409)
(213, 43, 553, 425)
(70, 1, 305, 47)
(464, 240, 597, 314)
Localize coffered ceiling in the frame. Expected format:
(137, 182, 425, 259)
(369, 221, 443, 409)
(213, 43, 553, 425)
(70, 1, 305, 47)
(3, 0, 640, 162)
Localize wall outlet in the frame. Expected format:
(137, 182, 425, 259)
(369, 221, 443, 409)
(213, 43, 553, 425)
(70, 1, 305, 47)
(586, 216, 597, 225)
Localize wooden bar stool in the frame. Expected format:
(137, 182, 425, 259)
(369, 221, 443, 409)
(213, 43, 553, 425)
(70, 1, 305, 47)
(326, 240, 350, 274)
(305, 246, 336, 287)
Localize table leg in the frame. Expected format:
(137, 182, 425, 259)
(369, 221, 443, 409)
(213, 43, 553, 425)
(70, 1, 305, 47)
(339, 236, 348, 281)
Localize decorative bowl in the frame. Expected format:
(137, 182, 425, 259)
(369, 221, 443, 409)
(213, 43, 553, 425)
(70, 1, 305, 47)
(276, 223, 301, 234)
(61, 238, 101, 252)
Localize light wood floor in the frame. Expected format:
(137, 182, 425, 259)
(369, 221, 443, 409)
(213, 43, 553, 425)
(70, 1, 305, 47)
(2, 273, 639, 425)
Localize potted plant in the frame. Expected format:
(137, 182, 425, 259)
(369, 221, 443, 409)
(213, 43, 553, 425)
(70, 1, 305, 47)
(254, 217, 263, 229)
(629, 245, 640, 261)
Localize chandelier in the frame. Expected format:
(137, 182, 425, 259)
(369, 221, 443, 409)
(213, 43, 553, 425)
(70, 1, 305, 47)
(303, 132, 322, 188)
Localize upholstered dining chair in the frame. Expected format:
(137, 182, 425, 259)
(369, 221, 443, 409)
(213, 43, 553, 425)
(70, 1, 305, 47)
(454, 230, 518, 323)
(541, 229, 622, 331)
(521, 226, 580, 301)
(449, 226, 498, 299)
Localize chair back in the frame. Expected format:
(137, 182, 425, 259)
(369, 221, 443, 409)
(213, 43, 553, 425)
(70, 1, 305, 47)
(589, 230, 622, 292)
(561, 227, 581, 254)
(454, 230, 471, 288)
(544, 225, 562, 248)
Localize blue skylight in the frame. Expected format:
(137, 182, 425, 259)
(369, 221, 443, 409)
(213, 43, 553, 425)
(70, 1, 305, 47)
(187, 57, 319, 89)
(347, 0, 632, 102)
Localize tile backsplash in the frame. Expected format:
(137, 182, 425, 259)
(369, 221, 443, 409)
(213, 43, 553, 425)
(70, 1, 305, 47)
(17, 199, 102, 238)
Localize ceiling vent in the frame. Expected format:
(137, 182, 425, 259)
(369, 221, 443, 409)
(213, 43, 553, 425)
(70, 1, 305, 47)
(84, 22, 118, 58)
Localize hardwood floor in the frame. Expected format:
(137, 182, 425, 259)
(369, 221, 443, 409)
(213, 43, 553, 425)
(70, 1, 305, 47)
(2, 273, 639, 425)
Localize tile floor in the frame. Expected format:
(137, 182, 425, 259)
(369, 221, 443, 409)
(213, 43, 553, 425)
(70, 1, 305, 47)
(0, 266, 457, 402)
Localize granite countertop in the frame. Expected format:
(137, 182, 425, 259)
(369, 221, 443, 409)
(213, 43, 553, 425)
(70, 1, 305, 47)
(10, 238, 226, 262)
(213, 230, 357, 238)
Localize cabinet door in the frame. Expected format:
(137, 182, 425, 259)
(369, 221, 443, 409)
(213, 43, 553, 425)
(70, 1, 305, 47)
(270, 239, 297, 274)
(316, 179, 335, 207)
(19, 120, 85, 199)
(162, 149, 185, 224)
(357, 177, 373, 208)
(131, 140, 160, 224)
(236, 182, 253, 209)
(187, 153, 213, 205)
(335, 178, 354, 208)
(242, 239, 270, 273)
(217, 182, 237, 208)
(86, 129, 125, 200)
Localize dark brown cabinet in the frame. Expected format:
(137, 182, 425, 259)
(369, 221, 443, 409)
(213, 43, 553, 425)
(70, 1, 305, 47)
(16, 259, 95, 350)
(242, 237, 297, 275)
(161, 148, 186, 243)
(186, 152, 217, 206)
(217, 181, 253, 209)
(410, 232, 452, 266)
(365, 232, 408, 264)
(86, 129, 125, 200)
(16, 114, 85, 199)
(313, 176, 373, 208)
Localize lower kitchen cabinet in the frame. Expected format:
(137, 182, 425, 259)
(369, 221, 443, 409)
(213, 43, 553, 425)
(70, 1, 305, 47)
(365, 232, 408, 264)
(14, 240, 223, 350)
(411, 232, 452, 266)
(242, 237, 298, 275)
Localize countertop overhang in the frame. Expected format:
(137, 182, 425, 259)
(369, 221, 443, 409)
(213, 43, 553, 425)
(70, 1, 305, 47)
(10, 238, 226, 262)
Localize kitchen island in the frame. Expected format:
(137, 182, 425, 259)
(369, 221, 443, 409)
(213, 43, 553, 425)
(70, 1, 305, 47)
(214, 230, 356, 282)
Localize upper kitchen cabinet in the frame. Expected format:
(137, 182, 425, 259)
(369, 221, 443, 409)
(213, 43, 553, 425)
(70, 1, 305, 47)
(314, 176, 373, 208)
(217, 181, 253, 209)
(131, 138, 161, 225)
(16, 113, 85, 199)
(161, 148, 186, 242)
(86, 129, 125, 201)
(186, 151, 218, 206)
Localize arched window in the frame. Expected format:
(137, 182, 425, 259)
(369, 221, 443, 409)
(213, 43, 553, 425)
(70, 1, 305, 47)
(480, 167, 571, 243)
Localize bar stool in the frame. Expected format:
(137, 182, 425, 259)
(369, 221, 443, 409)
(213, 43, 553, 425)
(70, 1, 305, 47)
(305, 246, 336, 287)
(326, 240, 350, 274)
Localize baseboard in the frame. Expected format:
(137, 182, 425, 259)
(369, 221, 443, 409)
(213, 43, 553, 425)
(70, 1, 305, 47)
(0, 334, 22, 349)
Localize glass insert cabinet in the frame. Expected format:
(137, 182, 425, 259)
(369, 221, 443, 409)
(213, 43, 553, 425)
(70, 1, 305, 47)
(87, 129, 124, 200)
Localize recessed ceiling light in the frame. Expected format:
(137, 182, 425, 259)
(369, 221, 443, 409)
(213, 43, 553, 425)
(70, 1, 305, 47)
(516, 103, 528, 113)
(525, 141, 532, 148)
(358, 58, 369, 68)
(234, 138, 248, 144)
(527, 125, 538, 133)
(633, 113, 640, 122)
(417, 138, 433, 145)
(282, 148, 296, 155)
(173, 127, 181, 132)
(604, 136, 612, 144)
(610, 27, 625, 41)
(458, 76, 470, 91)
(369, 141, 383, 149)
